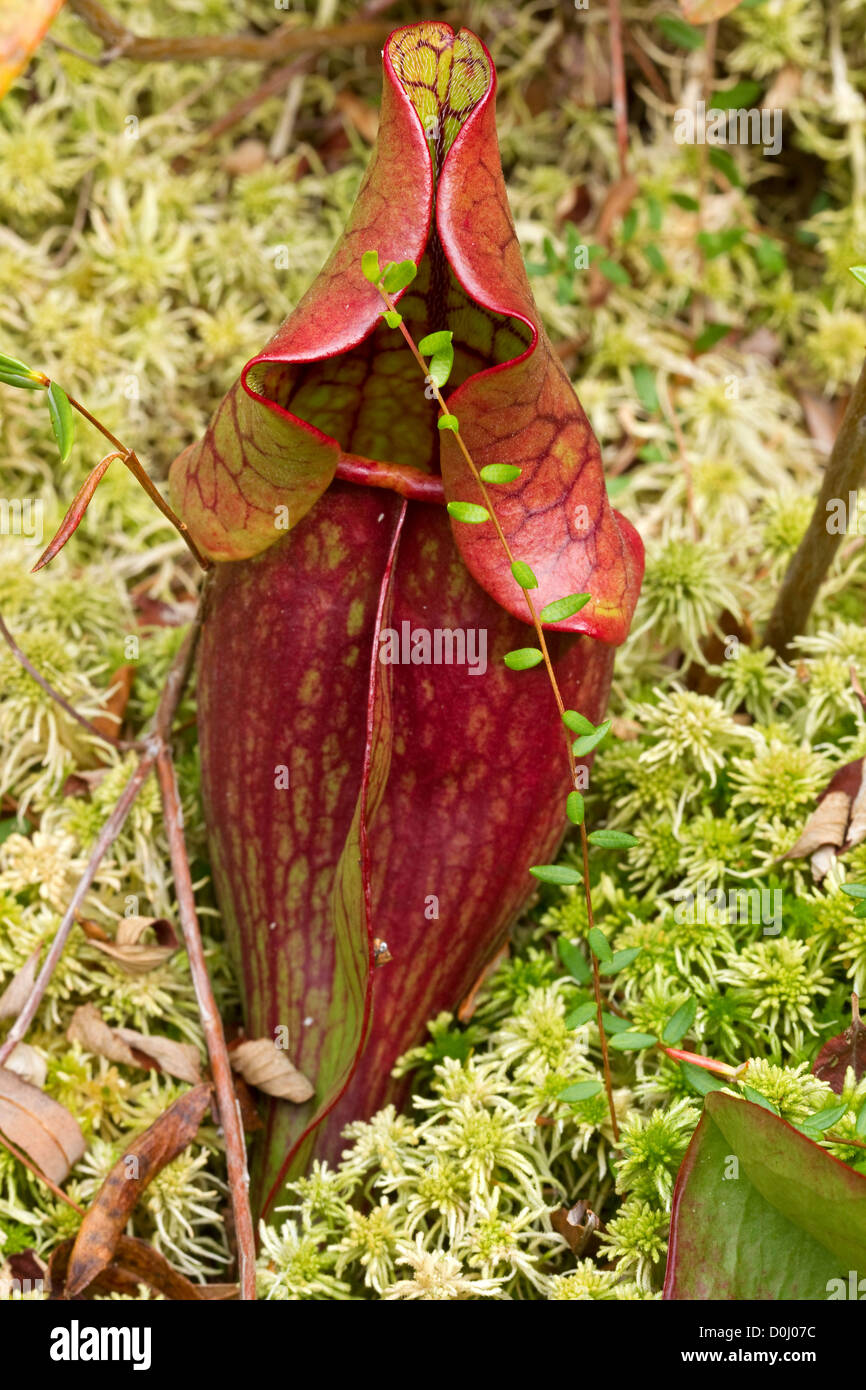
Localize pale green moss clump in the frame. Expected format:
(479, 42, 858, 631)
(3, 0, 866, 1299)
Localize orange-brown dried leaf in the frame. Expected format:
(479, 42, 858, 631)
(50, 1234, 217, 1301)
(0, 1067, 85, 1185)
(65, 1083, 212, 1298)
(0, 0, 64, 99)
(229, 1038, 314, 1102)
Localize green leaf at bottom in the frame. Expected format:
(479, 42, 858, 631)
(664, 1092, 866, 1300)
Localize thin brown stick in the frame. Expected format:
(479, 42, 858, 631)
(763, 356, 866, 656)
(155, 746, 255, 1301)
(0, 608, 125, 749)
(52, 170, 95, 270)
(68, 0, 391, 64)
(148, 592, 255, 1300)
(0, 756, 154, 1069)
(608, 0, 629, 180)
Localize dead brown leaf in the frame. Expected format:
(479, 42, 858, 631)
(229, 1039, 314, 1102)
(50, 1233, 229, 1301)
(786, 790, 851, 860)
(551, 1201, 604, 1259)
(785, 758, 866, 878)
(5, 1042, 47, 1089)
(679, 0, 744, 21)
(0, 1067, 85, 1184)
(813, 996, 866, 1094)
(87, 915, 179, 976)
(91, 664, 135, 742)
(764, 64, 803, 112)
(0, 945, 41, 1020)
(335, 90, 379, 144)
(66, 1003, 201, 1083)
(65, 1083, 212, 1298)
(222, 137, 267, 176)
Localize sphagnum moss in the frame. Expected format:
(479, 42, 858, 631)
(4, 0, 866, 1299)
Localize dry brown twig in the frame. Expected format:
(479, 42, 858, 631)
(67, 0, 392, 65)
(0, 582, 257, 1300)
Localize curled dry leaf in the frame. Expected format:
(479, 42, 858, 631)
(0, 1067, 85, 1185)
(86, 915, 179, 976)
(65, 1082, 213, 1298)
(551, 1200, 603, 1259)
(229, 1039, 314, 1103)
(49, 1233, 229, 1301)
(66, 1002, 201, 1084)
(0, 944, 41, 1019)
(785, 758, 866, 879)
(813, 996, 866, 1094)
(5, 1042, 47, 1089)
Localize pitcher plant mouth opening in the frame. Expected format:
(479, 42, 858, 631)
(248, 29, 534, 483)
(169, 20, 642, 647)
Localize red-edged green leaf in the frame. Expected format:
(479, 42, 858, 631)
(664, 1092, 866, 1300)
(32, 450, 118, 572)
(0, 0, 65, 99)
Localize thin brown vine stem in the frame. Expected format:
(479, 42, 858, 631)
(0, 755, 154, 1069)
(62, 392, 211, 573)
(608, 0, 629, 181)
(68, 0, 393, 64)
(0, 608, 131, 750)
(764, 355, 866, 657)
(377, 279, 616, 1128)
(0, 1134, 85, 1215)
(155, 747, 256, 1302)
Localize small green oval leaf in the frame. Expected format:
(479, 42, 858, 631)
(539, 593, 592, 624)
(609, 1031, 657, 1051)
(382, 259, 417, 293)
(510, 561, 537, 590)
(479, 464, 522, 483)
(530, 864, 581, 885)
(662, 997, 698, 1045)
(446, 501, 489, 524)
(562, 709, 595, 736)
(558, 936, 591, 985)
(504, 648, 544, 670)
(565, 1001, 596, 1029)
(572, 720, 611, 756)
(586, 828, 638, 850)
(566, 791, 584, 825)
(587, 927, 613, 964)
(46, 383, 75, 463)
(558, 1080, 602, 1102)
(361, 250, 381, 283)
